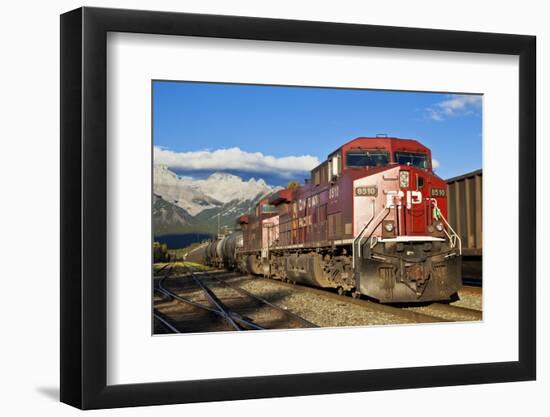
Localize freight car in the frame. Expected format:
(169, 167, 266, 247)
(230, 136, 463, 303)
(190, 233, 244, 269)
(446, 169, 482, 281)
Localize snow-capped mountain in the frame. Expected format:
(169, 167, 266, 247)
(153, 165, 282, 238)
(153, 165, 277, 215)
(194, 172, 273, 204)
(192, 197, 266, 235)
(153, 165, 223, 216)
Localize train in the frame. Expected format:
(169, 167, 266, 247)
(186, 136, 464, 303)
(446, 169, 482, 281)
(187, 233, 243, 269)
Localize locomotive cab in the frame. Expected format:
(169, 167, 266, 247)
(347, 138, 462, 302)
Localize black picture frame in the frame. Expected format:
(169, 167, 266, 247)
(60, 6, 536, 410)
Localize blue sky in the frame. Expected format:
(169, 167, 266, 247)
(153, 81, 482, 186)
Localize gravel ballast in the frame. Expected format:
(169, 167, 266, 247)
(451, 287, 483, 311)
(229, 276, 422, 327)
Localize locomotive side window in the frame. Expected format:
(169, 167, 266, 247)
(314, 169, 320, 185)
(346, 150, 389, 168)
(395, 152, 430, 169)
(331, 155, 339, 177)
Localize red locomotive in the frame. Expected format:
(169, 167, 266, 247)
(236, 136, 462, 303)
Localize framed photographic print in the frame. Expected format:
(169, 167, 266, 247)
(60, 6, 536, 409)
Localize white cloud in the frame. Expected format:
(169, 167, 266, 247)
(426, 94, 482, 121)
(432, 158, 440, 170)
(154, 146, 320, 178)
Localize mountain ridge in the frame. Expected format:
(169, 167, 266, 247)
(153, 165, 282, 240)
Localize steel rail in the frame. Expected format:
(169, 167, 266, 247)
(191, 276, 243, 331)
(155, 286, 217, 313)
(210, 276, 318, 328)
(182, 266, 316, 329)
(255, 277, 449, 324)
(153, 263, 172, 278)
(256, 275, 481, 323)
(153, 311, 181, 333)
(157, 274, 266, 331)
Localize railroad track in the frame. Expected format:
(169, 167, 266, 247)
(153, 263, 172, 277)
(153, 311, 181, 333)
(253, 277, 456, 324)
(247, 276, 482, 324)
(153, 265, 317, 333)
(153, 264, 482, 331)
(406, 302, 482, 322)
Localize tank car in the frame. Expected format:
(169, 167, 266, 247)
(206, 240, 219, 266)
(220, 232, 243, 269)
(198, 232, 244, 269)
(185, 243, 208, 264)
(237, 136, 462, 303)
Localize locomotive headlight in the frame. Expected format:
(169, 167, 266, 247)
(399, 171, 410, 188)
(382, 220, 396, 237)
(435, 222, 444, 232)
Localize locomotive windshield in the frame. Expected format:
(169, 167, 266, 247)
(395, 152, 430, 169)
(346, 150, 389, 168)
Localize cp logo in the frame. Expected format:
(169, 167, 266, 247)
(386, 190, 422, 209)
